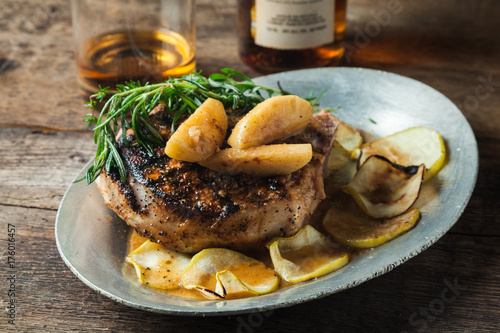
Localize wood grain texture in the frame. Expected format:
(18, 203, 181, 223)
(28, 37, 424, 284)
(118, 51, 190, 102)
(1, 0, 499, 332)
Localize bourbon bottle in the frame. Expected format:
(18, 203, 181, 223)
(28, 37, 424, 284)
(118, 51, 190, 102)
(238, 0, 347, 73)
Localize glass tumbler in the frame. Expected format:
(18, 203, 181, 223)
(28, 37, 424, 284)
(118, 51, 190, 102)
(70, 0, 196, 95)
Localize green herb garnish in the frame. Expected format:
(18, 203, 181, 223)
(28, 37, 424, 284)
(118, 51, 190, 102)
(80, 68, 323, 185)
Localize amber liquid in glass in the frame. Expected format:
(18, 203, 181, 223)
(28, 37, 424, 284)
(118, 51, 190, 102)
(77, 30, 195, 94)
(238, 0, 347, 73)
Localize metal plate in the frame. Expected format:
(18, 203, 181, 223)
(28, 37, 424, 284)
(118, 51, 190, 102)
(55, 67, 478, 316)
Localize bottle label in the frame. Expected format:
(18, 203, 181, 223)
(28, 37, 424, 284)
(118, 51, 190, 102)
(255, 0, 335, 50)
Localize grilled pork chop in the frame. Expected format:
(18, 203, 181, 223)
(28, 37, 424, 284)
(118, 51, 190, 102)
(96, 107, 339, 253)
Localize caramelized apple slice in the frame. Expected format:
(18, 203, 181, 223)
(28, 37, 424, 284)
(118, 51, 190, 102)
(267, 225, 349, 284)
(181, 248, 279, 300)
(165, 98, 227, 162)
(228, 95, 313, 149)
(213, 270, 279, 300)
(214, 271, 253, 299)
(198, 144, 312, 176)
(335, 121, 363, 155)
(353, 126, 445, 181)
(323, 192, 421, 248)
(127, 230, 150, 253)
(326, 121, 363, 177)
(343, 155, 425, 219)
(126, 240, 191, 290)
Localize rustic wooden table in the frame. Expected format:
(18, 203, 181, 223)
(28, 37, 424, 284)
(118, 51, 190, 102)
(1, 0, 499, 332)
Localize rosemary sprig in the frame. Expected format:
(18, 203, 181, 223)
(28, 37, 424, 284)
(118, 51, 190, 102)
(79, 68, 323, 185)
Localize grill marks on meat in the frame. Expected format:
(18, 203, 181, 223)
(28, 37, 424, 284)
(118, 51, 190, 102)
(96, 107, 339, 253)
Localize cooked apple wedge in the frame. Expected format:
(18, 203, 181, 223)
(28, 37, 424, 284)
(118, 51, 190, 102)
(267, 225, 349, 284)
(323, 192, 421, 248)
(165, 98, 228, 162)
(181, 248, 279, 300)
(343, 155, 425, 219)
(198, 143, 312, 176)
(353, 126, 445, 181)
(126, 240, 192, 290)
(227, 95, 314, 149)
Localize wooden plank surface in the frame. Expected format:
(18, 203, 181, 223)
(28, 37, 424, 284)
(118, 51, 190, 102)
(1, 0, 499, 332)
